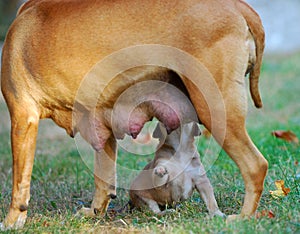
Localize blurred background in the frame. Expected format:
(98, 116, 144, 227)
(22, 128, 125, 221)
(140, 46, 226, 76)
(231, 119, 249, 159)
(247, 0, 300, 55)
(1, 0, 300, 56)
(0, 0, 24, 40)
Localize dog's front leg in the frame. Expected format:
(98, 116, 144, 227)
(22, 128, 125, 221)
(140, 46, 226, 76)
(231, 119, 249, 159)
(79, 136, 117, 217)
(1, 105, 40, 230)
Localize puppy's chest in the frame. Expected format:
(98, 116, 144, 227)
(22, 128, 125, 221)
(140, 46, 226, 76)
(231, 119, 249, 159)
(169, 173, 194, 201)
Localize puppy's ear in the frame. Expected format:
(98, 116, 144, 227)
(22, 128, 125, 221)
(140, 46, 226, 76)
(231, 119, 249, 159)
(190, 122, 201, 137)
(183, 122, 201, 137)
(153, 121, 167, 139)
(180, 122, 201, 147)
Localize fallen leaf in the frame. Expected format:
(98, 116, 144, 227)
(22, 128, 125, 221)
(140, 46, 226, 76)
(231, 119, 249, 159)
(256, 210, 275, 219)
(42, 220, 50, 227)
(270, 180, 291, 198)
(271, 130, 299, 144)
(267, 210, 275, 218)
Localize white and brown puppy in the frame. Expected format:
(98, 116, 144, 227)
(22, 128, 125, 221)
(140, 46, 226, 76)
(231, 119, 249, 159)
(130, 122, 224, 217)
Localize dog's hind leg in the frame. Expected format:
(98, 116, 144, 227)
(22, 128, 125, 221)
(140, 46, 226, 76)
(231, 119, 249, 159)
(221, 125, 268, 218)
(183, 69, 267, 217)
(2, 99, 40, 229)
(208, 85, 267, 218)
(79, 136, 117, 216)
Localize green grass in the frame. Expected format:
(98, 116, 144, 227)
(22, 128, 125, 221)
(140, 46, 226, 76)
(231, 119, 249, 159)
(0, 53, 300, 233)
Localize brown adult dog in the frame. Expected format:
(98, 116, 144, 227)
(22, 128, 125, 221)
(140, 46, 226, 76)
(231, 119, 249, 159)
(1, 0, 267, 229)
(130, 122, 224, 217)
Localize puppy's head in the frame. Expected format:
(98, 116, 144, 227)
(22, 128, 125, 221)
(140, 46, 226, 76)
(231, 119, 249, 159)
(179, 122, 201, 148)
(153, 121, 201, 151)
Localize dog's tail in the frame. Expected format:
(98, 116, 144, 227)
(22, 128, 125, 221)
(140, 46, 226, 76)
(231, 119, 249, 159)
(236, 0, 265, 108)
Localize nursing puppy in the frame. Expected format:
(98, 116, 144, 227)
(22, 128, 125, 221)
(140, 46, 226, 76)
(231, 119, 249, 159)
(130, 122, 224, 217)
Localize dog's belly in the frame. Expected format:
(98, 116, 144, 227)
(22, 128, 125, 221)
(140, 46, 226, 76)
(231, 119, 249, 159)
(22, 65, 191, 150)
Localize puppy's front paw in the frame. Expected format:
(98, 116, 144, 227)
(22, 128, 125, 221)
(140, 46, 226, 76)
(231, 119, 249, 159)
(76, 207, 97, 218)
(154, 166, 168, 178)
(152, 165, 169, 187)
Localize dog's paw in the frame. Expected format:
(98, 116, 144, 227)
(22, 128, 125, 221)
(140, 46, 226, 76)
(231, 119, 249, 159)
(75, 207, 96, 218)
(226, 214, 247, 223)
(0, 219, 26, 230)
(0, 211, 27, 230)
(154, 166, 168, 178)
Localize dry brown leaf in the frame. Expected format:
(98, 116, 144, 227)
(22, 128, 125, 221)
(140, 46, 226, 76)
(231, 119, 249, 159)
(271, 130, 299, 144)
(42, 220, 50, 227)
(256, 210, 275, 219)
(269, 180, 291, 199)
